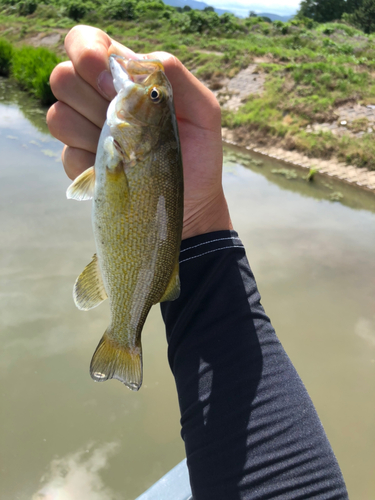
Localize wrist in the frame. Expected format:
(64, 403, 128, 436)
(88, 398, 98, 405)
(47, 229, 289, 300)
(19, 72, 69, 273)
(182, 191, 233, 240)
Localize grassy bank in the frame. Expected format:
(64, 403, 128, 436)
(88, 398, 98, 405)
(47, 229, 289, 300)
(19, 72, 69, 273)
(0, 38, 60, 104)
(1, 1, 375, 169)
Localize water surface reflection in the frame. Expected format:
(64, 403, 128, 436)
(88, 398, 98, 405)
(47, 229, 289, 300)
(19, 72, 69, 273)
(33, 443, 120, 500)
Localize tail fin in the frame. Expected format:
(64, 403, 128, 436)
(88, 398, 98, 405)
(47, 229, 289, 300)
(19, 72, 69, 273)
(90, 332, 143, 391)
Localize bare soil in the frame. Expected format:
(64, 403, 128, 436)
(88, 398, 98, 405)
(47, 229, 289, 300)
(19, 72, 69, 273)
(210, 65, 375, 193)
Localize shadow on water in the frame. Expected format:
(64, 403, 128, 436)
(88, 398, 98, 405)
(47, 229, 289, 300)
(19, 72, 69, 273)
(223, 144, 375, 214)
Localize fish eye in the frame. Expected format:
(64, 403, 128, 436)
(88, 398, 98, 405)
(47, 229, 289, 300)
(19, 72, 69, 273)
(149, 87, 162, 104)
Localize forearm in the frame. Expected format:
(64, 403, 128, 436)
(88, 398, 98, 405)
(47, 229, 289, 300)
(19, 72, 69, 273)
(161, 230, 348, 500)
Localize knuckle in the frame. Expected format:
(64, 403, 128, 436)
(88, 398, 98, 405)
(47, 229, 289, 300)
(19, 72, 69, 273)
(61, 146, 76, 180)
(49, 61, 73, 98)
(64, 26, 78, 50)
(46, 103, 57, 129)
(64, 24, 85, 49)
(211, 95, 221, 117)
(46, 101, 66, 138)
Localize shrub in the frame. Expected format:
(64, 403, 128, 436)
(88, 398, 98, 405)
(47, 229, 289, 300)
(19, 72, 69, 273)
(0, 0, 38, 15)
(135, 0, 173, 20)
(35, 3, 62, 20)
(65, 0, 92, 21)
(219, 13, 242, 34)
(0, 38, 13, 76)
(101, 0, 136, 20)
(178, 10, 219, 33)
(12, 46, 60, 104)
(351, 0, 375, 34)
(18, 0, 37, 15)
(0, 0, 17, 6)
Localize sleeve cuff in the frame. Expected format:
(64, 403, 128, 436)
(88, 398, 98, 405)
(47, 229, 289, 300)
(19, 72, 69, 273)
(179, 230, 244, 265)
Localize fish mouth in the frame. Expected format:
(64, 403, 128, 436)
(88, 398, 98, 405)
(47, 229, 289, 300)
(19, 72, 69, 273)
(109, 54, 165, 94)
(109, 54, 135, 94)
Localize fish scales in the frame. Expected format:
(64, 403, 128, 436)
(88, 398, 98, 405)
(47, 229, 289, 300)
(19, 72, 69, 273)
(67, 55, 183, 391)
(95, 150, 180, 333)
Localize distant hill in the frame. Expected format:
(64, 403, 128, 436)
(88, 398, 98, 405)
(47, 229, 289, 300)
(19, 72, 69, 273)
(164, 0, 231, 16)
(258, 13, 293, 22)
(163, 0, 294, 20)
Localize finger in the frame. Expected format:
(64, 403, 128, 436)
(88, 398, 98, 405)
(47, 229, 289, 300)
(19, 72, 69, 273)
(64, 25, 111, 98)
(64, 25, 135, 100)
(47, 101, 100, 154)
(62, 145, 95, 180)
(50, 61, 108, 129)
(151, 52, 221, 132)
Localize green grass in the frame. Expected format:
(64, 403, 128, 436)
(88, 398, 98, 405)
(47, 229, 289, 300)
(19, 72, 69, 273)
(338, 133, 375, 169)
(0, 38, 13, 76)
(0, 40, 61, 104)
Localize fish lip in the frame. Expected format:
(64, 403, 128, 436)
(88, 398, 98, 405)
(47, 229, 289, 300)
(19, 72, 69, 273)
(109, 54, 134, 94)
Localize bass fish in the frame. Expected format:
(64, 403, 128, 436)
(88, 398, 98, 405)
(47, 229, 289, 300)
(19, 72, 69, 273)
(67, 55, 183, 391)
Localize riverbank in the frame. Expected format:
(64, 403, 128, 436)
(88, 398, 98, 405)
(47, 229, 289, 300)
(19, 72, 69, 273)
(0, 37, 60, 104)
(1, 5, 375, 192)
(221, 127, 375, 192)
(208, 61, 375, 192)
(211, 60, 375, 192)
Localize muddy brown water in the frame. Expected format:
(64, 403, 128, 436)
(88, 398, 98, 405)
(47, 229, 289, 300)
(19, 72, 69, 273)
(1, 78, 374, 499)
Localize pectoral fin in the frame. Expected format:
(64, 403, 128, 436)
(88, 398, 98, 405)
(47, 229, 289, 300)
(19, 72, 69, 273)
(159, 261, 180, 303)
(67, 166, 95, 201)
(73, 254, 108, 311)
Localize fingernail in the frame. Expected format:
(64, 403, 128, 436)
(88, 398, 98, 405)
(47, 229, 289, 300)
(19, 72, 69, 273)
(97, 70, 116, 100)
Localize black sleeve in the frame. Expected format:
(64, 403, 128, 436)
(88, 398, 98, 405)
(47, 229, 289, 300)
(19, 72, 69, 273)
(161, 230, 348, 500)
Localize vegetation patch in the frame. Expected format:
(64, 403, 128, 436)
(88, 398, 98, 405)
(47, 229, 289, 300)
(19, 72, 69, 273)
(271, 168, 298, 180)
(0, 39, 60, 103)
(329, 191, 344, 201)
(0, 38, 13, 76)
(12, 45, 60, 103)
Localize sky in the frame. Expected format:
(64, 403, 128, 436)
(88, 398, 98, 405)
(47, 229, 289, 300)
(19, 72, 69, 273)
(209, 0, 301, 17)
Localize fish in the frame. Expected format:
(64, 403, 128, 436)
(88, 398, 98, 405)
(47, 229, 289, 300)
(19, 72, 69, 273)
(66, 55, 184, 391)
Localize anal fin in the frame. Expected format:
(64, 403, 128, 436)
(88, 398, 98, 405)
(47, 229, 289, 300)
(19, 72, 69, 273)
(159, 260, 180, 303)
(67, 166, 95, 201)
(74, 254, 108, 311)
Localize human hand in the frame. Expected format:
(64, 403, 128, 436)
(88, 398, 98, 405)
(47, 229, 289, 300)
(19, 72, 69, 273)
(47, 25, 232, 240)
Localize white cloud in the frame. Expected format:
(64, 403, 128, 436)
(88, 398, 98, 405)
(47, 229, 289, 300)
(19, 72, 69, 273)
(355, 317, 375, 348)
(209, 0, 300, 16)
(32, 442, 120, 500)
(0, 106, 25, 129)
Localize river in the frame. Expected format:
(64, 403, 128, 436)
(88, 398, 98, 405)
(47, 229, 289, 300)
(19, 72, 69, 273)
(0, 78, 374, 499)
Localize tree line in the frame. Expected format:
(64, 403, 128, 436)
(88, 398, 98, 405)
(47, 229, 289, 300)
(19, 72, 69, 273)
(1, 0, 374, 35)
(298, 0, 375, 34)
